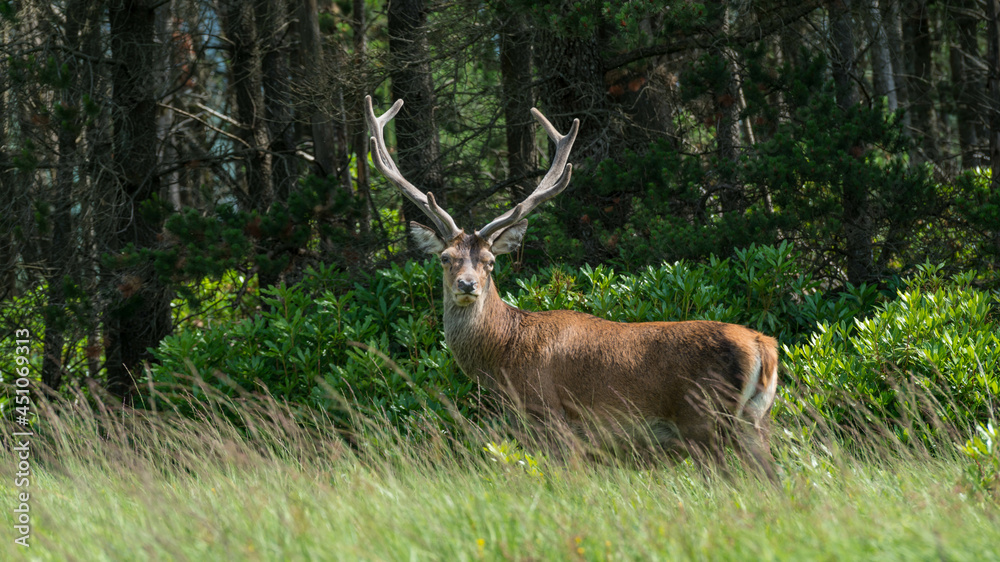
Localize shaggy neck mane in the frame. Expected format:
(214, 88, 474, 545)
(442, 274, 522, 388)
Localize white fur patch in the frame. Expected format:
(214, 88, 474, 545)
(746, 363, 778, 420)
(741, 359, 778, 425)
(735, 354, 762, 421)
(489, 220, 528, 255)
(410, 222, 446, 254)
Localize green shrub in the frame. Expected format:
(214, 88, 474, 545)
(146, 261, 476, 429)
(0, 282, 97, 415)
(959, 421, 1000, 500)
(782, 264, 1000, 436)
(510, 242, 879, 343)
(148, 244, 886, 430)
(483, 439, 546, 480)
(147, 245, 996, 438)
(951, 168, 1000, 271)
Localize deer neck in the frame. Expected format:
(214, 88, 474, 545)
(442, 275, 519, 386)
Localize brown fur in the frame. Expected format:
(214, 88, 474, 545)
(426, 227, 781, 478)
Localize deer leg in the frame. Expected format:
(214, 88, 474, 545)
(671, 418, 727, 476)
(730, 420, 778, 483)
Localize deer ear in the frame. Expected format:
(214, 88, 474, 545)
(489, 219, 528, 255)
(410, 222, 447, 254)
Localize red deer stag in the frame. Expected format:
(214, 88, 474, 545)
(365, 95, 780, 477)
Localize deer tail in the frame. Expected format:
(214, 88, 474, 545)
(736, 334, 779, 423)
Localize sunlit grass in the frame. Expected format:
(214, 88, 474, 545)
(2, 388, 998, 561)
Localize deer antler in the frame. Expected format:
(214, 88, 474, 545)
(365, 95, 462, 240)
(476, 108, 580, 243)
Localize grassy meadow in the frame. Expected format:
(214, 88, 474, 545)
(2, 387, 999, 562)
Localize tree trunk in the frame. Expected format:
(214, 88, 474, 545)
(716, 4, 746, 216)
(81, 0, 112, 384)
(534, 17, 616, 257)
(499, 10, 536, 203)
(155, 7, 181, 211)
(987, 0, 1000, 254)
(535, 32, 609, 165)
(42, 0, 94, 392)
(350, 0, 372, 232)
(882, 0, 911, 130)
(222, 0, 289, 289)
(106, 0, 172, 399)
(258, 0, 296, 202)
(951, 0, 983, 169)
(865, 0, 897, 111)
(220, 0, 273, 212)
(299, 0, 340, 178)
(388, 0, 446, 244)
(829, 0, 874, 284)
(829, 0, 859, 110)
(0, 55, 12, 299)
(904, 0, 939, 165)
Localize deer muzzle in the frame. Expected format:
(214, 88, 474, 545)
(453, 277, 479, 305)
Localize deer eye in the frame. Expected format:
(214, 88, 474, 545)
(440, 255, 451, 264)
(487, 259, 495, 268)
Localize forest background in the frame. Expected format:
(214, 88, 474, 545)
(3, 2, 1000, 557)
(1, 0, 999, 428)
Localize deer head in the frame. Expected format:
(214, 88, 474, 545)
(365, 95, 579, 308)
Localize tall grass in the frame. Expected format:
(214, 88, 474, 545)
(2, 383, 998, 561)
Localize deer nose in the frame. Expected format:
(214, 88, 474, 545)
(456, 278, 478, 294)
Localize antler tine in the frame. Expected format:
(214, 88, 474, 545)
(477, 109, 580, 242)
(365, 95, 462, 240)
